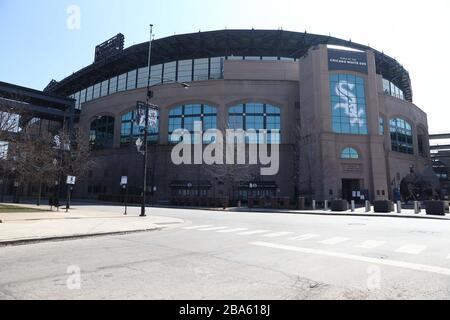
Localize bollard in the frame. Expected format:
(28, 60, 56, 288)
(351, 200, 355, 212)
(365, 201, 371, 213)
(238, 200, 242, 208)
(414, 201, 420, 214)
(312, 200, 316, 210)
(396, 201, 402, 214)
(324, 200, 329, 211)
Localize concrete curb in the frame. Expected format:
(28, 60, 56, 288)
(233, 208, 450, 221)
(154, 205, 450, 221)
(0, 227, 163, 247)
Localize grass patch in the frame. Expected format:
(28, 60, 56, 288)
(0, 204, 46, 213)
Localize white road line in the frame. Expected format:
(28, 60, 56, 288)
(217, 228, 248, 233)
(251, 242, 450, 277)
(183, 225, 213, 230)
(289, 234, 320, 241)
(355, 241, 386, 249)
(395, 245, 427, 255)
(198, 227, 229, 231)
(262, 232, 295, 238)
(320, 237, 350, 245)
(238, 230, 271, 236)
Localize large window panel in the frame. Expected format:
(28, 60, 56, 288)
(126, 69, 137, 90)
(228, 103, 281, 144)
(210, 57, 224, 79)
(93, 83, 101, 99)
(177, 60, 193, 83)
(137, 67, 149, 88)
(85, 86, 93, 102)
(150, 64, 163, 86)
(163, 61, 176, 83)
(100, 80, 109, 97)
(120, 110, 159, 147)
(390, 118, 414, 155)
(193, 58, 209, 81)
(168, 104, 217, 144)
(109, 76, 118, 94)
(90, 116, 115, 150)
(79, 89, 86, 108)
(117, 73, 127, 92)
(330, 74, 368, 135)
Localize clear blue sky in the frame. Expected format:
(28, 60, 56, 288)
(1, 0, 449, 132)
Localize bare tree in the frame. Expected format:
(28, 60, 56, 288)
(0, 122, 95, 205)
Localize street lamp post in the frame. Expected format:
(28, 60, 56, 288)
(139, 24, 154, 217)
(138, 24, 190, 217)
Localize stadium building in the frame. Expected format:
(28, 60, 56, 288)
(45, 29, 431, 204)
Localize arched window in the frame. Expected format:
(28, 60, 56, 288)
(168, 104, 217, 143)
(390, 118, 413, 155)
(90, 116, 115, 150)
(228, 103, 281, 144)
(341, 147, 360, 159)
(120, 110, 159, 147)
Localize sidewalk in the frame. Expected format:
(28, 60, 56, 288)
(233, 206, 450, 220)
(0, 203, 184, 246)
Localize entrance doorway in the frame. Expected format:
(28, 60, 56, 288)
(342, 179, 361, 202)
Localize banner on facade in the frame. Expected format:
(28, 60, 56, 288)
(328, 49, 368, 74)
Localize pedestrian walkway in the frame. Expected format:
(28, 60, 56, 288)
(0, 203, 184, 246)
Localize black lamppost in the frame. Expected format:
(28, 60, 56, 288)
(139, 24, 189, 217)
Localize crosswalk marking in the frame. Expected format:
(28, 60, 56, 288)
(262, 232, 294, 238)
(251, 242, 450, 276)
(320, 237, 350, 245)
(217, 228, 248, 233)
(289, 234, 320, 241)
(183, 225, 213, 230)
(395, 245, 427, 255)
(238, 230, 271, 236)
(355, 241, 386, 249)
(198, 227, 229, 231)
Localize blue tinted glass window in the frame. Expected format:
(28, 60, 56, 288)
(169, 106, 182, 116)
(120, 110, 159, 146)
(229, 115, 243, 129)
(168, 104, 217, 143)
(390, 118, 413, 154)
(227, 103, 281, 144)
(90, 116, 115, 150)
(229, 105, 244, 114)
(341, 148, 360, 159)
(330, 74, 368, 135)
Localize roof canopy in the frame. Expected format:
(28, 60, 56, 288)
(47, 29, 412, 102)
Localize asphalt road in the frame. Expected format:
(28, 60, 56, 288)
(1, 205, 450, 300)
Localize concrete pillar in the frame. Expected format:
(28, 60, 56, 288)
(414, 201, 420, 214)
(365, 201, 371, 213)
(396, 201, 402, 214)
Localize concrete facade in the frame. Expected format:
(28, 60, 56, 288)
(54, 31, 430, 204)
